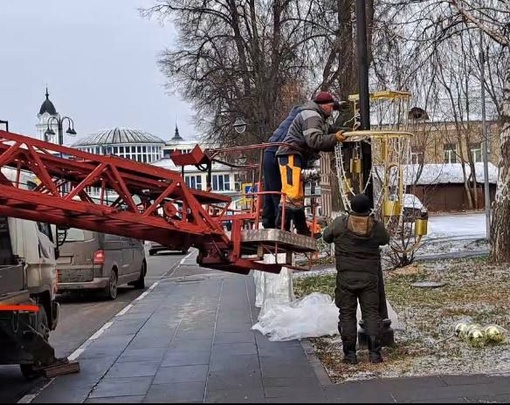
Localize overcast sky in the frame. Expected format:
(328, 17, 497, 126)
(0, 0, 196, 145)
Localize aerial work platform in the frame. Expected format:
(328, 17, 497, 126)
(0, 130, 317, 275)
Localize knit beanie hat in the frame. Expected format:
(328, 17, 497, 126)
(313, 91, 335, 105)
(350, 194, 371, 214)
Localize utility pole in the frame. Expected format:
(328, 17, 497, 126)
(480, 31, 491, 242)
(355, 0, 394, 347)
(356, 0, 374, 207)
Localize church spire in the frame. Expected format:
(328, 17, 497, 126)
(39, 86, 58, 116)
(172, 124, 183, 141)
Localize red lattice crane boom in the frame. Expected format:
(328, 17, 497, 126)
(0, 130, 317, 275)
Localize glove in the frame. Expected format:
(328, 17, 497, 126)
(335, 130, 346, 142)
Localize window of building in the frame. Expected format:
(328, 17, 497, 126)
(86, 186, 101, 196)
(470, 142, 482, 163)
(185, 175, 202, 190)
(443, 143, 457, 164)
(410, 147, 425, 164)
(212, 174, 231, 191)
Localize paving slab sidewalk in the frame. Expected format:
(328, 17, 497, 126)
(28, 263, 510, 403)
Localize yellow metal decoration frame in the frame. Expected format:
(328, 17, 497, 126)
(334, 90, 427, 254)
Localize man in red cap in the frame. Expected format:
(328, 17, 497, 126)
(274, 91, 345, 236)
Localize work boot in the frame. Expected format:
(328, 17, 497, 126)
(288, 207, 311, 236)
(367, 336, 383, 364)
(342, 340, 358, 365)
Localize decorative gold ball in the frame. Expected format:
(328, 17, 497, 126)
(484, 325, 505, 343)
(455, 322, 468, 337)
(467, 328, 486, 347)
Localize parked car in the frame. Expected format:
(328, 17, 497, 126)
(56, 228, 147, 300)
(146, 240, 189, 256)
(402, 193, 426, 221)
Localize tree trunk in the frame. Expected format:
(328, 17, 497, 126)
(489, 66, 510, 263)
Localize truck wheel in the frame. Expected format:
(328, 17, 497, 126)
(20, 364, 40, 380)
(149, 250, 156, 256)
(36, 305, 50, 341)
(181, 248, 189, 255)
(133, 261, 146, 289)
(103, 269, 118, 300)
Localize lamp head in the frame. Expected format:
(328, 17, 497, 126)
(233, 117, 247, 134)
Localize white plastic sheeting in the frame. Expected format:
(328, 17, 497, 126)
(252, 291, 339, 341)
(252, 253, 339, 341)
(253, 254, 294, 316)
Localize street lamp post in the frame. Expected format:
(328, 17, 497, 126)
(45, 116, 77, 195)
(44, 116, 77, 146)
(479, 31, 491, 242)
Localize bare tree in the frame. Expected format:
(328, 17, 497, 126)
(444, 0, 510, 261)
(142, 0, 314, 147)
(375, 0, 508, 261)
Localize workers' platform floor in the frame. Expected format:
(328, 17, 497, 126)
(30, 262, 510, 403)
(240, 228, 318, 253)
(227, 228, 318, 256)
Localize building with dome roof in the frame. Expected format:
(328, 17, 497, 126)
(36, 87, 60, 140)
(72, 127, 165, 164)
(70, 123, 246, 209)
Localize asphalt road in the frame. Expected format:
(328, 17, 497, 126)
(0, 251, 185, 404)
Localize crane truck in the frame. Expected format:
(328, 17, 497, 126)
(0, 128, 317, 378)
